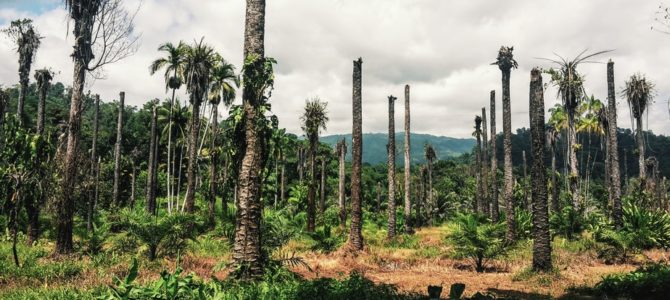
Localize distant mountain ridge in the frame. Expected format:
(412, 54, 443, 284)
(320, 133, 475, 166)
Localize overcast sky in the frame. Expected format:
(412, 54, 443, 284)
(1, 0, 669, 138)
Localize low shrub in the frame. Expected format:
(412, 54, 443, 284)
(447, 213, 508, 272)
(592, 263, 670, 299)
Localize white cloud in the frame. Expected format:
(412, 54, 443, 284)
(1, 0, 669, 138)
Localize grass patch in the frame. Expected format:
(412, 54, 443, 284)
(512, 267, 562, 287)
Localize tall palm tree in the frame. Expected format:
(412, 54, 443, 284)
(158, 99, 189, 212)
(546, 124, 560, 214)
(150, 41, 187, 208)
(182, 39, 217, 213)
(529, 68, 551, 271)
(607, 60, 622, 228)
(207, 58, 238, 222)
(146, 100, 159, 215)
(474, 116, 483, 214)
(424, 143, 436, 224)
(3, 19, 42, 125)
(387, 95, 397, 238)
(489, 90, 499, 222)
(112, 92, 125, 206)
(301, 98, 329, 232)
(233, 0, 275, 277)
(337, 138, 347, 229)
(349, 58, 364, 250)
(403, 85, 412, 234)
(623, 73, 654, 181)
(27, 68, 52, 244)
(544, 49, 610, 209)
(493, 46, 518, 241)
(576, 96, 605, 202)
(481, 107, 489, 216)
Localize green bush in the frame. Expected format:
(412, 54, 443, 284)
(447, 213, 508, 272)
(307, 225, 344, 253)
(549, 205, 584, 240)
(592, 263, 670, 299)
(514, 209, 532, 240)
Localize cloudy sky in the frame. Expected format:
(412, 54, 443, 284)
(1, 0, 669, 138)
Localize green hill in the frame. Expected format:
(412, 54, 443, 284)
(320, 133, 475, 166)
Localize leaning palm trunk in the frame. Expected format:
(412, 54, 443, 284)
(529, 68, 552, 271)
(489, 90, 499, 221)
(112, 92, 125, 206)
(387, 95, 397, 238)
(403, 85, 412, 233)
(607, 61, 622, 228)
(232, 0, 267, 278)
(348, 58, 364, 250)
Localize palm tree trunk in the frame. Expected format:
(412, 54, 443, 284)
(232, 0, 266, 278)
(428, 161, 434, 224)
(490, 90, 499, 222)
(146, 102, 158, 214)
(607, 60, 622, 228)
(184, 94, 201, 213)
(56, 53, 87, 254)
(482, 107, 489, 217)
(112, 92, 125, 206)
(167, 86, 177, 213)
(568, 110, 580, 208)
(475, 121, 483, 214)
(87, 95, 100, 231)
(307, 138, 317, 232)
(338, 139, 346, 228)
(523, 150, 529, 210)
(348, 57, 364, 250)
(27, 78, 49, 244)
(209, 103, 218, 223)
(636, 116, 645, 179)
(17, 70, 28, 126)
(320, 157, 326, 219)
(529, 68, 552, 272)
(387, 95, 397, 238)
(129, 165, 136, 207)
(403, 85, 412, 234)
(501, 68, 516, 242)
(551, 146, 559, 213)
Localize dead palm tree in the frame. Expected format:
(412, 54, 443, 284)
(424, 143, 436, 224)
(481, 107, 489, 216)
(207, 58, 238, 222)
(87, 94, 100, 231)
(387, 95, 397, 238)
(403, 85, 412, 234)
(349, 58, 364, 250)
(150, 41, 187, 208)
(337, 138, 347, 229)
(146, 99, 159, 215)
(182, 39, 217, 213)
(490, 90, 499, 221)
(301, 98, 329, 232)
(543, 49, 611, 209)
(606, 60, 622, 228)
(3, 19, 42, 125)
(112, 92, 125, 206)
(492, 46, 518, 241)
(623, 73, 654, 181)
(474, 116, 484, 214)
(529, 68, 552, 272)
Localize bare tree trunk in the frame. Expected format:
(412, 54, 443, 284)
(146, 102, 158, 214)
(551, 146, 559, 213)
(348, 57, 364, 250)
(129, 165, 136, 207)
(636, 116, 645, 179)
(607, 60, 622, 228)
(403, 85, 412, 234)
(475, 117, 483, 214)
(208, 103, 218, 223)
(490, 90, 499, 222)
(523, 150, 529, 210)
(387, 95, 397, 238)
(320, 157, 326, 219)
(529, 68, 552, 272)
(232, 0, 266, 278)
(568, 109, 580, 208)
(481, 107, 490, 217)
(501, 68, 516, 242)
(338, 139, 346, 228)
(307, 137, 317, 232)
(87, 95, 100, 231)
(112, 92, 125, 206)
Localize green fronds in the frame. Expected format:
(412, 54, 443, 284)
(623, 73, 655, 119)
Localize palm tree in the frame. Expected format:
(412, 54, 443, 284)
(493, 46, 517, 241)
(158, 99, 189, 212)
(3, 19, 42, 125)
(424, 143, 436, 224)
(150, 41, 187, 209)
(319, 154, 327, 218)
(87, 94, 100, 231)
(403, 85, 412, 234)
(207, 58, 238, 222)
(546, 124, 560, 214)
(182, 39, 217, 213)
(112, 92, 125, 206)
(529, 68, 551, 272)
(349, 58, 364, 250)
(474, 116, 484, 214)
(301, 98, 329, 232)
(489, 90, 499, 222)
(337, 138, 347, 229)
(607, 60, 622, 228)
(387, 95, 397, 238)
(576, 96, 605, 202)
(623, 73, 654, 181)
(544, 49, 610, 209)
(522, 150, 528, 209)
(233, 0, 275, 277)
(146, 100, 159, 215)
(27, 68, 52, 244)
